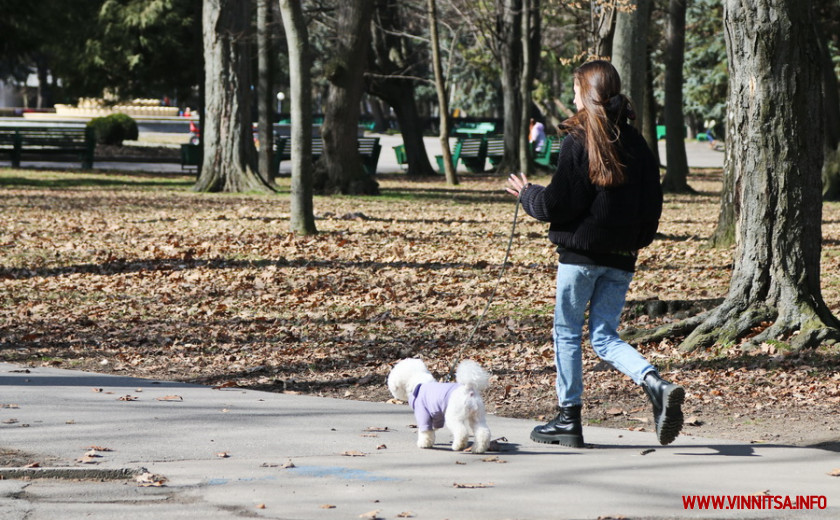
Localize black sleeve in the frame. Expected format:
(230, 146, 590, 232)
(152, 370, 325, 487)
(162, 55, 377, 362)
(519, 136, 595, 224)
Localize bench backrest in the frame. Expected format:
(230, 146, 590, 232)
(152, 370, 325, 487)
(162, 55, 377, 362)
(485, 137, 505, 156)
(459, 138, 484, 157)
(278, 137, 379, 157)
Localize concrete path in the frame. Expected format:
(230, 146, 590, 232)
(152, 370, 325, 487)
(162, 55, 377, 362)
(0, 132, 724, 175)
(0, 363, 836, 519)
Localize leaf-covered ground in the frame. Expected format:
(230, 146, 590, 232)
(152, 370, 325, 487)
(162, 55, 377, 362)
(2, 168, 839, 450)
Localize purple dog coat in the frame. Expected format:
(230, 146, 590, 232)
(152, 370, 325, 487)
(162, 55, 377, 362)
(408, 382, 460, 431)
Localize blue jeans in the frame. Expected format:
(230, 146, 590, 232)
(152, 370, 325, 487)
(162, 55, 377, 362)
(552, 263, 655, 407)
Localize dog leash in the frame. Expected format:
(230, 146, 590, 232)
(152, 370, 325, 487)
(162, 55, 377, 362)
(444, 191, 522, 381)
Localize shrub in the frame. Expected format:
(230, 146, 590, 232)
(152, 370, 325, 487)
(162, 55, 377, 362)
(87, 113, 139, 145)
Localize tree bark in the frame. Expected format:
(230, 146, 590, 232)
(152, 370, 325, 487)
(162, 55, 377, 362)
(315, 0, 379, 195)
(495, 0, 523, 174)
(194, 0, 273, 193)
(256, 0, 274, 184)
(678, 0, 840, 351)
(642, 49, 660, 164)
(612, 0, 651, 132)
(428, 0, 458, 185)
(518, 0, 533, 176)
(278, 0, 317, 234)
(590, 0, 616, 58)
(818, 19, 840, 200)
(660, 0, 693, 194)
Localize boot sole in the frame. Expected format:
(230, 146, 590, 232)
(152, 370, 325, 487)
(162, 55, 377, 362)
(530, 430, 585, 448)
(656, 384, 685, 445)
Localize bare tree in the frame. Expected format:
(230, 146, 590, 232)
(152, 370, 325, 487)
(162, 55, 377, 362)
(612, 0, 651, 132)
(315, 0, 378, 195)
(660, 0, 692, 193)
(256, 0, 274, 184)
(367, 0, 437, 177)
(278, 0, 316, 234)
(428, 0, 458, 185)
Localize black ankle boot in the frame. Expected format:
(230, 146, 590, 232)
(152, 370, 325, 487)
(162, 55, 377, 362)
(530, 405, 584, 447)
(642, 372, 685, 445)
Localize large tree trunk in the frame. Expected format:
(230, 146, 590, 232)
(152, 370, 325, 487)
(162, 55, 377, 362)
(256, 0, 273, 184)
(612, 0, 651, 132)
(428, 0, 458, 185)
(367, 0, 436, 177)
(278, 0, 316, 235)
(679, 0, 840, 351)
(315, 0, 379, 195)
(660, 0, 693, 193)
(195, 0, 272, 193)
(818, 19, 840, 200)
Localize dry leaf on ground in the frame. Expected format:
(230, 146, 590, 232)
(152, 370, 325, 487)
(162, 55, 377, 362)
(136, 472, 167, 487)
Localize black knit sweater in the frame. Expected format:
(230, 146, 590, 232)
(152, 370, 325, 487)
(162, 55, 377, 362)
(519, 123, 662, 272)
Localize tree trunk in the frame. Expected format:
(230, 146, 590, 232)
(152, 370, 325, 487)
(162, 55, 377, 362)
(278, 0, 317, 235)
(818, 20, 840, 200)
(660, 0, 693, 194)
(256, 0, 273, 184)
(428, 0, 458, 185)
(194, 0, 273, 193)
(679, 0, 840, 351)
(642, 49, 660, 164)
(518, 0, 533, 175)
(367, 0, 436, 177)
(496, 0, 522, 174)
(590, 0, 616, 58)
(315, 0, 379, 195)
(612, 0, 651, 132)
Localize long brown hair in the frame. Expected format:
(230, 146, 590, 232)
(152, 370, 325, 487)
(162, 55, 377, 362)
(562, 60, 633, 187)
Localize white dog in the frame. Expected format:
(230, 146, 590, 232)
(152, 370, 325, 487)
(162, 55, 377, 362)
(387, 358, 491, 453)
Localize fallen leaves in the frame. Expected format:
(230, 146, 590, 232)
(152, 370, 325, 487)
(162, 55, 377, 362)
(453, 482, 494, 489)
(136, 472, 167, 487)
(341, 450, 367, 457)
(3, 171, 840, 447)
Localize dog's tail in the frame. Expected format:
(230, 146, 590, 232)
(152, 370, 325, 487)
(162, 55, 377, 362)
(455, 360, 490, 393)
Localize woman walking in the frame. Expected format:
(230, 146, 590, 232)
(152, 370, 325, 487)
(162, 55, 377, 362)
(506, 60, 684, 447)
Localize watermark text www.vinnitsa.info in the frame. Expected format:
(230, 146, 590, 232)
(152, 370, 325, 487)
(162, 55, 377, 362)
(682, 495, 827, 510)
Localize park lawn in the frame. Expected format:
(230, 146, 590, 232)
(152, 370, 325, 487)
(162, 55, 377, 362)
(2, 167, 840, 446)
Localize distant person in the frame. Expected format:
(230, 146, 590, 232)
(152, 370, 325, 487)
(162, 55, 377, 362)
(704, 119, 717, 149)
(506, 60, 685, 448)
(529, 118, 547, 153)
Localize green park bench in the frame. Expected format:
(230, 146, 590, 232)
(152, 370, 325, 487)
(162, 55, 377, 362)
(533, 135, 564, 169)
(435, 137, 487, 173)
(277, 136, 381, 175)
(485, 136, 505, 168)
(0, 124, 95, 168)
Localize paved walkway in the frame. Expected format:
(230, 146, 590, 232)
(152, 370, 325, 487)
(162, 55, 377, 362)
(0, 363, 836, 519)
(0, 132, 724, 175)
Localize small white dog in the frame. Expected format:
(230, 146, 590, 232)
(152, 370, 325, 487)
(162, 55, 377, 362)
(387, 358, 491, 453)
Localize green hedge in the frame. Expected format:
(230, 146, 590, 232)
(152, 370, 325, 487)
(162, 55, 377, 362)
(87, 113, 139, 145)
